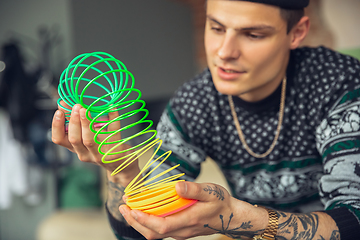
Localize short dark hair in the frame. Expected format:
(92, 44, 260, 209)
(280, 8, 305, 34)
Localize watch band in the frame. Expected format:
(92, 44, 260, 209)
(253, 205, 279, 240)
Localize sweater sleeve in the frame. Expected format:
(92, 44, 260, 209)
(316, 67, 360, 239)
(144, 103, 206, 183)
(324, 206, 360, 240)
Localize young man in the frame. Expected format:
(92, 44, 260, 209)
(52, 0, 360, 239)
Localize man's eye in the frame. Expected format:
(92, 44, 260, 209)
(247, 33, 264, 39)
(211, 27, 224, 33)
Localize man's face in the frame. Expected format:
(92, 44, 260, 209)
(205, 0, 293, 102)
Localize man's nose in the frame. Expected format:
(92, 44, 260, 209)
(217, 32, 240, 60)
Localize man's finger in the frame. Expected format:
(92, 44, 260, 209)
(79, 107, 103, 161)
(107, 109, 121, 136)
(68, 104, 91, 158)
(119, 205, 163, 239)
(176, 181, 228, 202)
(58, 100, 71, 121)
(120, 203, 196, 237)
(51, 109, 74, 151)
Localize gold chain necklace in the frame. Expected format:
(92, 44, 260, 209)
(228, 77, 287, 158)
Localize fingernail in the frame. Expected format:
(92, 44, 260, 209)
(55, 110, 62, 120)
(73, 105, 80, 114)
(119, 206, 125, 216)
(176, 181, 187, 195)
(80, 109, 86, 120)
(131, 211, 138, 220)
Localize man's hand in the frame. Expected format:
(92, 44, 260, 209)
(119, 181, 267, 240)
(51, 103, 140, 179)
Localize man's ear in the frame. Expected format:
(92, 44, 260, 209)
(289, 16, 310, 49)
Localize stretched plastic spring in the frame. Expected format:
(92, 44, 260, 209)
(57, 52, 196, 217)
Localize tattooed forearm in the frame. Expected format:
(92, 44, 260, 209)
(316, 230, 340, 240)
(329, 230, 340, 240)
(203, 210, 339, 240)
(107, 181, 126, 221)
(204, 213, 263, 239)
(203, 185, 225, 201)
(276, 211, 330, 240)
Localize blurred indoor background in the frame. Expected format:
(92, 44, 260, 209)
(0, 0, 359, 240)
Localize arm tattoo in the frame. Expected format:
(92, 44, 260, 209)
(204, 213, 263, 239)
(316, 230, 340, 240)
(204, 211, 339, 240)
(203, 185, 225, 201)
(323, 230, 340, 240)
(107, 181, 126, 221)
(277, 212, 320, 240)
(329, 230, 340, 240)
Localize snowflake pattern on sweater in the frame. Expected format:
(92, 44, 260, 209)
(154, 47, 360, 213)
(109, 46, 360, 239)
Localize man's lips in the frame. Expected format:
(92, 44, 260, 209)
(217, 66, 246, 80)
(219, 67, 243, 73)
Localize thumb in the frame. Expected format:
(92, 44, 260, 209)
(175, 181, 227, 202)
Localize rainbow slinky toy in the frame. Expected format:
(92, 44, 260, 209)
(57, 52, 196, 217)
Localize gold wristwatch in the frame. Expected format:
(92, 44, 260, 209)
(253, 205, 278, 240)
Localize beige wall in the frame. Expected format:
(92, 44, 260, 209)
(323, 0, 360, 50)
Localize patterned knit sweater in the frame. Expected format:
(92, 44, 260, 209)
(107, 46, 360, 240)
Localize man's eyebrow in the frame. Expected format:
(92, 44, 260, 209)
(206, 15, 225, 27)
(206, 15, 276, 31)
(240, 26, 276, 31)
